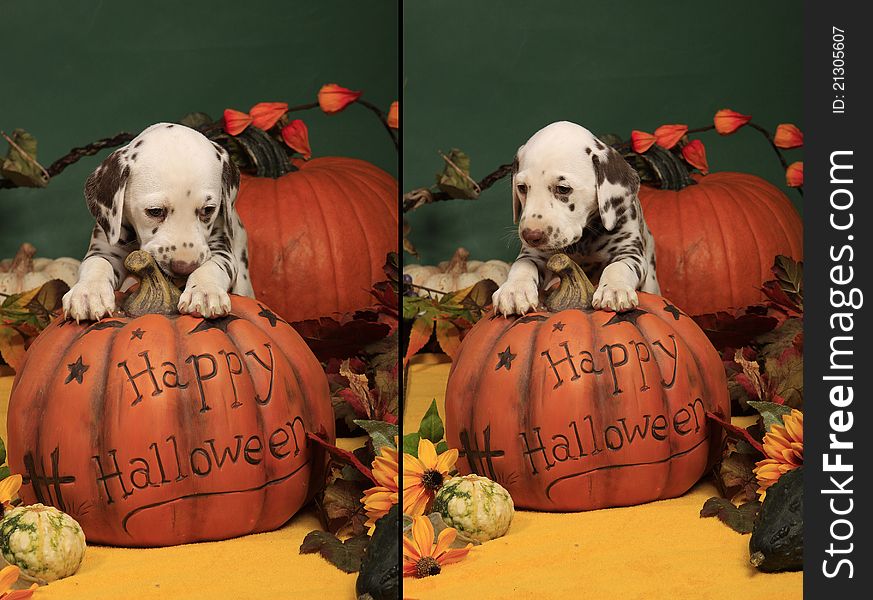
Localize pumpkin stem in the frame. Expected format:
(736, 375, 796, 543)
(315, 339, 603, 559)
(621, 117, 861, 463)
(205, 126, 297, 179)
(545, 254, 596, 311)
(122, 251, 182, 317)
(11, 243, 36, 276)
(447, 248, 470, 274)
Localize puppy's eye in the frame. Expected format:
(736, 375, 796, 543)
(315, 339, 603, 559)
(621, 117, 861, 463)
(556, 185, 572, 195)
(199, 205, 217, 222)
(145, 207, 166, 219)
(516, 184, 528, 195)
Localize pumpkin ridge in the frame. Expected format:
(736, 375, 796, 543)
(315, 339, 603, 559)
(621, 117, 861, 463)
(696, 182, 738, 311)
(730, 176, 801, 259)
(712, 180, 765, 309)
(328, 170, 380, 302)
(335, 164, 398, 216)
(299, 171, 344, 313)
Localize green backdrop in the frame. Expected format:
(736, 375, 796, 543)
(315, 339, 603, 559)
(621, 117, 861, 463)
(403, 0, 802, 265)
(0, 0, 398, 259)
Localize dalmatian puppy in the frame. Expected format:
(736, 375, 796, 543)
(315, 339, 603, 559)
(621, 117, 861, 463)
(62, 122, 254, 322)
(493, 121, 659, 315)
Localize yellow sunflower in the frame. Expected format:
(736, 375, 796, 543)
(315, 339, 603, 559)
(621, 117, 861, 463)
(754, 409, 803, 501)
(0, 474, 22, 516)
(403, 515, 471, 578)
(361, 442, 399, 535)
(403, 438, 458, 517)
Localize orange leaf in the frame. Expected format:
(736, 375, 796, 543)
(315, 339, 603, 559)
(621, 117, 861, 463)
(404, 317, 434, 365)
(435, 319, 463, 360)
(681, 139, 709, 175)
(631, 130, 656, 153)
(387, 101, 399, 129)
(714, 108, 751, 135)
(318, 83, 363, 114)
(223, 109, 253, 136)
(653, 124, 688, 149)
(250, 102, 288, 130)
(785, 161, 803, 187)
(774, 123, 803, 149)
(281, 120, 312, 160)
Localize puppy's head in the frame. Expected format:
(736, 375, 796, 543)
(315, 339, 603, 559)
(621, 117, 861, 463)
(85, 123, 239, 278)
(512, 121, 639, 251)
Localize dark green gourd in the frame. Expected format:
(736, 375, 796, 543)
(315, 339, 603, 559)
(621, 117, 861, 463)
(356, 504, 399, 600)
(749, 466, 803, 572)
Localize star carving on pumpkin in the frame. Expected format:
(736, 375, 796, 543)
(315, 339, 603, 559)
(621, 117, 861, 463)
(552, 321, 565, 332)
(65, 355, 89, 384)
(603, 308, 648, 327)
(662, 301, 685, 321)
(257, 304, 287, 327)
(130, 328, 145, 340)
(188, 314, 241, 334)
(495, 346, 516, 371)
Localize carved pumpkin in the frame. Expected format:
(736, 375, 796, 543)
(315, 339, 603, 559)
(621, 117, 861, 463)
(0, 243, 79, 296)
(639, 172, 802, 315)
(236, 157, 397, 322)
(444, 254, 729, 512)
(6, 252, 334, 547)
(403, 248, 510, 297)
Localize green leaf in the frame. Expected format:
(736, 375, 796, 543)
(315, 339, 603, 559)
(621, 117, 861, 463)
(418, 399, 444, 443)
(772, 255, 803, 309)
(700, 497, 761, 534)
(0, 436, 6, 465)
(299, 531, 369, 573)
(436, 440, 448, 454)
(403, 433, 421, 457)
(747, 401, 793, 431)
(353, 420, 398, 455)
(0, 466, 9, 481)
(436, 149, 479, 199)
(757, 318, 803, 360)
(1, 129, 48, 188)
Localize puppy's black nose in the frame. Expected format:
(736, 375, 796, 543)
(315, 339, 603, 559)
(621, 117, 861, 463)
(521, 228, 546, 246)
(170, 260, 198, 276)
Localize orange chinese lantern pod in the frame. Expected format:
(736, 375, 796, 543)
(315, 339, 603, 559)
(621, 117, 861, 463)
(653, 124, 688, 149)
(223, 108, 253, 135)
(280, 120, 312, 159)
(236, 157, 397, 323)
(444, 254, 729, 512)
(7, 251, 334, 547)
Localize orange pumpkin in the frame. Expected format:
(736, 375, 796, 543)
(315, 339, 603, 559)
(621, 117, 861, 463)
(6, 252, 334, 547)
(444, 254, 728, 511)
(236, 157, 397, 323)
(639, 172, 802, 315)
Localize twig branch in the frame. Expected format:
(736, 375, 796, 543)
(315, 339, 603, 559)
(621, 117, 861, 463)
(403, 163, 513, 213)
(357, 99, 399, 151)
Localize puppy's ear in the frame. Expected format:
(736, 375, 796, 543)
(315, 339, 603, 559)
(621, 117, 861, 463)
(218, 150, 240, 241)
(591, 141, 640, 231)
(511, 150, 522, 224)
(84, 149, 130, 245)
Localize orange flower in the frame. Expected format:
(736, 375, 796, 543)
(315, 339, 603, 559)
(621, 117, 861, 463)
(714, 108, 752, 135)
(754, 409, 803, 500)
(403, 515, 471, 578)
(774, 123, 803, 149)
(631, 130, 656, 153)
(361, 442, 399, 535)
(0, 564, 37, 600)
(387, 101, 399, 129)
(654, 124, 688, 149)
(681, 139, 709, 174)
(281, 120, 311, 160)
(0, 474, 22, 514)
(785, 161, 804, 187)
(250, 102, 288, 130)
(403, 438, 458, 517)
(318, 83, 363, 114)
(223, 108, 253, 135)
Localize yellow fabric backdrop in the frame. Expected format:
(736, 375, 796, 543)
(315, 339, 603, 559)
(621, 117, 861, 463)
(402, 355, 802, 600)
(0, 374, 359, 599)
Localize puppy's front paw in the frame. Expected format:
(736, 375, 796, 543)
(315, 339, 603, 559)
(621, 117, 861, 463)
(492, 280, 540, 316)
(592, 283, 639, 312)
(63, 280, 116, 322)
(179, 282, 232, 318)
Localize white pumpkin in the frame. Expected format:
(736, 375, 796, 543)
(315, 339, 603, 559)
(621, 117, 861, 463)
(404, 248, 509, 297)
(0, 503, 86, 582)
(433, 475, 514, 543)
(0, 243, 80, 296)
